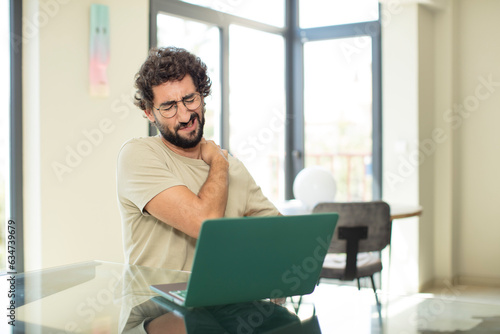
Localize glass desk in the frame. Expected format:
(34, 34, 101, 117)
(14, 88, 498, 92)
(1, 261, 499, 333)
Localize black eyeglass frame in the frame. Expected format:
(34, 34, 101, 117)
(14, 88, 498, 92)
(152, 92, 203, 118)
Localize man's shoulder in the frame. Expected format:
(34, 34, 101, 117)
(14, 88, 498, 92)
(121, 136, 161, 149)
(119, 136, 164, 155)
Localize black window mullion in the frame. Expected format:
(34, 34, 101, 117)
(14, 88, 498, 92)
(10, 0, 24, 273)
(300, 20, 380, 42)
(285, 0, 304, 200)
(148, 0, 159, 136)
(371, 16, 383, 200)
(220, 25, 230, 149)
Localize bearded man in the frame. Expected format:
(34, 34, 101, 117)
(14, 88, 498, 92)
(117, 47, 280, 270)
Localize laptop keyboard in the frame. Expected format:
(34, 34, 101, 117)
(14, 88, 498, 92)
(170, 289, 188, 300)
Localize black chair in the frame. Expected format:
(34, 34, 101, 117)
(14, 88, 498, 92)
(312, 201, 392, 308)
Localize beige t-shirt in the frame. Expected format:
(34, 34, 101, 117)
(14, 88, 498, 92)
(117, 136, 279, 270)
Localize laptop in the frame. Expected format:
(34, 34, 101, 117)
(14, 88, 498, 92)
(150, 213, 338, 308)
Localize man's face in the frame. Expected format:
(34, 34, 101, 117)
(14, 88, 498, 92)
(146, 75, 205, 149)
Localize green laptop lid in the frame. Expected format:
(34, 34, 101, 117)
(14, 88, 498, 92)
(184, 213, 338, 307)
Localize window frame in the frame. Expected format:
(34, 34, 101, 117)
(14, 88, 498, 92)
(297, 4, 383, 200)
(7, 0, 24, 274)
(149, 0, 382, 201)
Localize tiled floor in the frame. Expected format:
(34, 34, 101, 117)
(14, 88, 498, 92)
(422, 284, 500, 306)
(301, 282, 500, 333)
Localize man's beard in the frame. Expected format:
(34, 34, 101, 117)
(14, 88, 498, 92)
(154, 109, 205, 149)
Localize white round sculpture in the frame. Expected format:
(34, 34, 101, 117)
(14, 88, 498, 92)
(293, 166, 337, 210)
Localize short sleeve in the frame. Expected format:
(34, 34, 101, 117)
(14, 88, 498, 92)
(117, 139, 185, 213)
(236, 159, 280, 217)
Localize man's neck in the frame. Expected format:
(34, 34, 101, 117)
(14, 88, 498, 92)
(160, 136, 202, 159)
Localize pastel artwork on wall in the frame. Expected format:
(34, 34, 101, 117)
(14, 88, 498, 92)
(89, 4, 110, 97)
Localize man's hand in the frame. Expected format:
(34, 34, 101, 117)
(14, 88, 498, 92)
(200, 138, 228, 165)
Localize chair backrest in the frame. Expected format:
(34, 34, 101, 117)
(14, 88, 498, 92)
(312, 201, 391, 253)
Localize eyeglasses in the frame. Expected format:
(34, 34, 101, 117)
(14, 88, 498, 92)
(153, 93, 202, 118)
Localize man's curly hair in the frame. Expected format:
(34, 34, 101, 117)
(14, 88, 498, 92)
(134, 47, 212, 111)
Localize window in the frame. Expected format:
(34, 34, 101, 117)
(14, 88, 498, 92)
(304, 37, 374, 201)
(228, 25, 285, 201)
(151, 0, 381, 204)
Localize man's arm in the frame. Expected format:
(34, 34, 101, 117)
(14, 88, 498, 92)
(144, 139, 229, 239)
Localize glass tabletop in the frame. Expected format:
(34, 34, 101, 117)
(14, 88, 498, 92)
(1, 261, 499, 333)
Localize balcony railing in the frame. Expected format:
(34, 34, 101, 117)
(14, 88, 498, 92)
(306, 152, 372, 202)
(267, 152, 372, 202)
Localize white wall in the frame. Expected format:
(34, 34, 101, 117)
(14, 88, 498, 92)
(23, 0, 149, 271)
(453, 0, 500, 285)
(432, 0, 459, 284)
(430, 0, 500, 287)
(416, 4, 436, 290)
(384, 0, 500, 290)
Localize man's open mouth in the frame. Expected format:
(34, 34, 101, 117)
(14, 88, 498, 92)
(178, 115, 197, 131)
